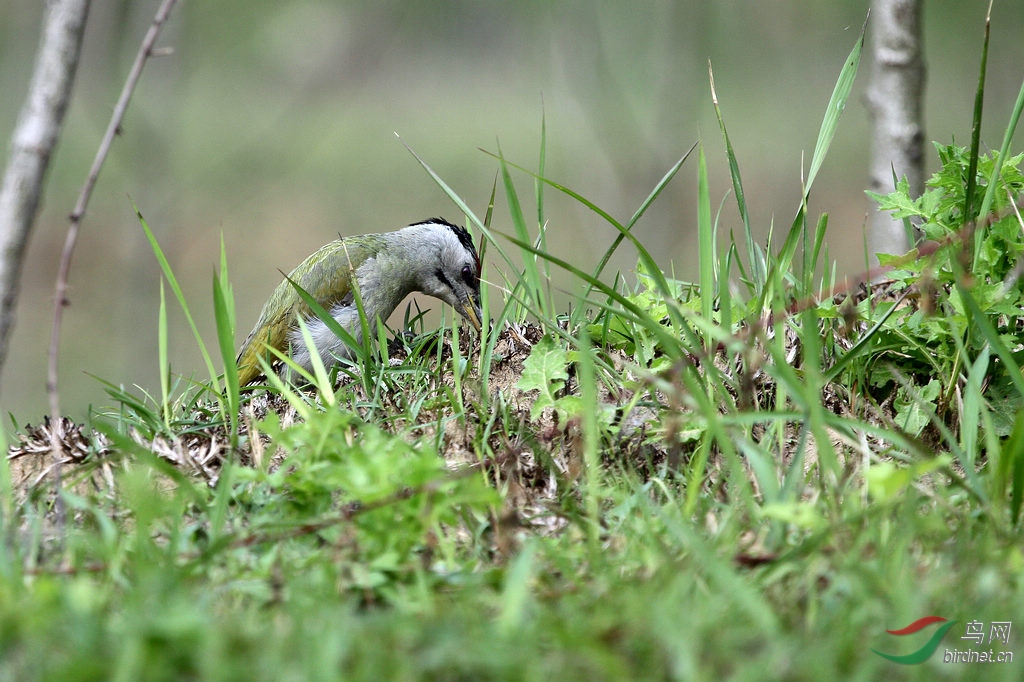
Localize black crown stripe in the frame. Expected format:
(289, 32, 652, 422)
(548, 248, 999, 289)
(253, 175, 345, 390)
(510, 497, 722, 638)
(413, 217, 479, 268)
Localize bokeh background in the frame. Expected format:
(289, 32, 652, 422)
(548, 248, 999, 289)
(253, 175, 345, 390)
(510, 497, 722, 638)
(1, 1, 1022, 423)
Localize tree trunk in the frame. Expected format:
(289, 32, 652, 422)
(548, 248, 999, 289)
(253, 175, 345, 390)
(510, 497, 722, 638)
(866, 0, 926, 261)
(0, 0, 92, 383)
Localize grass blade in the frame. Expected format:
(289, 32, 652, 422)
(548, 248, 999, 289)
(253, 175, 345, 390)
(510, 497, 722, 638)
(212, 240, 239, 450)
(401, 135, 518, 275)
(709, 60, 761, 288)
(498, 144, 547, 318)
(697, 144, 715, 350)
(973, 67, 1024, 269)
(804, 19, 865, 194)
(136, 203, 220, 395)
(157, 280, 170, 428)
(963, 5, 991, 225)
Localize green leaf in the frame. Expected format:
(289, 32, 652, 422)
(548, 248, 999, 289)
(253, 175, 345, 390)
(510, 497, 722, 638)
(517, 335, 570, 420)
(865, 177, 926, 219)
(805, 19, 865, 193)
(893, 378, 942, 437)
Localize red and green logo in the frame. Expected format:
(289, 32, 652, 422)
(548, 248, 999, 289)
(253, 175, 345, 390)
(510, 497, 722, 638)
(872, 616, 958, 664)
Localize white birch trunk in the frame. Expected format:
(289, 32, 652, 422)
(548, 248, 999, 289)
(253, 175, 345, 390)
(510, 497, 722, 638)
(866, 0, 926, 261)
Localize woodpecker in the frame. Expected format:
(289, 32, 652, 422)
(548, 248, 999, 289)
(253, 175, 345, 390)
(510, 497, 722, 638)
(236, 218, 482, 385)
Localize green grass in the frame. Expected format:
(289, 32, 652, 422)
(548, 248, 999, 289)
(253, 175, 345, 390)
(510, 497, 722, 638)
(3, 17, 1024, 682)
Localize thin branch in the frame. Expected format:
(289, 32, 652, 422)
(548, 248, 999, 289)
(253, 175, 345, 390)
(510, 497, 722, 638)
(47, 0, 180, 544)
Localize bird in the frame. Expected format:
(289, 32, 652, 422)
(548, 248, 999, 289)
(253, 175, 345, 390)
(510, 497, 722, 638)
(235, 218, 483, 386)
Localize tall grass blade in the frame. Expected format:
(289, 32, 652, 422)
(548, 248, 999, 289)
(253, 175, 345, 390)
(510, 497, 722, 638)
(756, 25, 863, 312)
(960, 346, 989, 468)
(485, 151, 698, 345)
(709, 60, 761, 288)
(964, 6, 990, 226)
(497, 540, 537, 635)
(479, 171, 499, 266)
(973, 74, 1024, 269)
(213, 243, 239, 449)
(492, 227, 690, 358)
(808, 213, 829, 290)
(804, 20, 865, 193)
(157, 280, 171, 429)
(1001, 410, 1024, 526)
(498, 145, 547, 318)
(718, 245, 735, 333)
(601, 145, 696, 281)
(536, 107, 547, 236)
(956, 283, 1024, 398)
(401, 136, 517, 273)
(136, 204, 220, 394)
(697, 144, 715, 351)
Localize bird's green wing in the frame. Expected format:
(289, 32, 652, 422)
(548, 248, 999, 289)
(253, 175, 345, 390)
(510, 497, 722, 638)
(235, 237, 380, 385)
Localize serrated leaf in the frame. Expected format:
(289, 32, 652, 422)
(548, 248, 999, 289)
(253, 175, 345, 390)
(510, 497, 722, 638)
(866, 177, 927, 219)
(893, 378, 941, 437)
(517, 335, 570, 420)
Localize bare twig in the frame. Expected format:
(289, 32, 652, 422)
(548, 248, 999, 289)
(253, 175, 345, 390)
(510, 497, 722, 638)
(0, 0, 90, 379)
(46, 0, 180, 540)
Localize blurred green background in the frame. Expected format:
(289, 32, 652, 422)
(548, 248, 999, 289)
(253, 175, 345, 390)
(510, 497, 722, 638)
(1, 1, 1021, 423)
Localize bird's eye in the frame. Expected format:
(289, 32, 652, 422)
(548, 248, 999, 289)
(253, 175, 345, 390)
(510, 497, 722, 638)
(461, 264, 478, 287)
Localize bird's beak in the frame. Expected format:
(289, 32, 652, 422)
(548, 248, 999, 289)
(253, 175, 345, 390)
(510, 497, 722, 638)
(460, 298, 483, 332)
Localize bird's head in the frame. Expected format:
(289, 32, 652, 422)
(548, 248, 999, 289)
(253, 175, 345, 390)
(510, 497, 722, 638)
(397, 218, 483, 331)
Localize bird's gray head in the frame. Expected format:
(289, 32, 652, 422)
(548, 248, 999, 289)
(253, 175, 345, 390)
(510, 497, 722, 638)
(399, 218, 483, 331)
